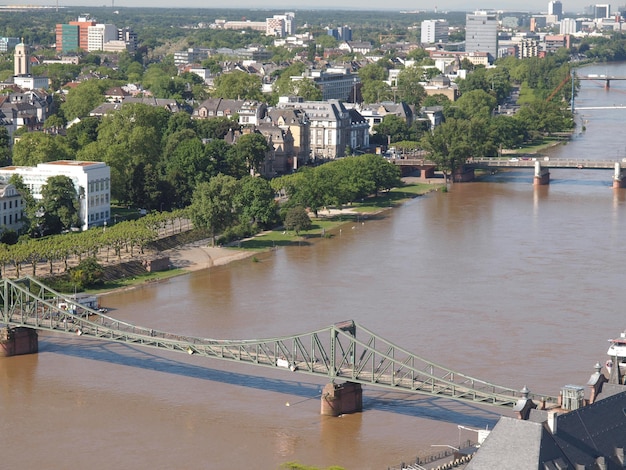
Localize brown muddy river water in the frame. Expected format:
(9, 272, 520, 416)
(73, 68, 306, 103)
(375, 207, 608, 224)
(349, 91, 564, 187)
(3, 63, 626, 469)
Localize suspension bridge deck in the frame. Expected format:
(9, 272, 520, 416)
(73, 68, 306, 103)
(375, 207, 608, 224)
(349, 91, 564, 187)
(0, 277, 558, 410)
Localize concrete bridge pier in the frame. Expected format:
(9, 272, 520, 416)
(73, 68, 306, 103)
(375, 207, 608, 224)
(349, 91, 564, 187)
(0, 327, 38, 357)
(320, 382, 363, 416)
(613, 162, 626, 188)
(534, 161, 550, 186)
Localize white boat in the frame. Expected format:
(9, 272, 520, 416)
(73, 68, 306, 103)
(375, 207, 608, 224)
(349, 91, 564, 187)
(606, 331, 626, 375)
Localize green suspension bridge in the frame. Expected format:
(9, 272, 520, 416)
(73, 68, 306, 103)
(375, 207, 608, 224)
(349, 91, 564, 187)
(0, 276, 558, 411)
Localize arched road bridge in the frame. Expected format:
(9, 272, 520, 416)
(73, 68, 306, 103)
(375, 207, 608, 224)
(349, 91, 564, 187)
(0, 276, 559, 417)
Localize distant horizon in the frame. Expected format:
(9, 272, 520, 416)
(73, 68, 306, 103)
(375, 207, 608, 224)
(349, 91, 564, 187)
(0, 0, 599, 15)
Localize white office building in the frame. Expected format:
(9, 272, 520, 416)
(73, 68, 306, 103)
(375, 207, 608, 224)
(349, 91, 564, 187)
(87, 24, 118, 52)
(421, 19, 449, 44)
(0, 160, 111, 231)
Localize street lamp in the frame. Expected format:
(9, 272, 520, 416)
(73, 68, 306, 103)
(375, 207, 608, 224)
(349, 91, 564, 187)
(103, 220, 107, 232)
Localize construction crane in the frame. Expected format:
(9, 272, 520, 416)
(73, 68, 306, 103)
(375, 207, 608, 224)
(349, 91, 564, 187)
(547, 74, 571, 102)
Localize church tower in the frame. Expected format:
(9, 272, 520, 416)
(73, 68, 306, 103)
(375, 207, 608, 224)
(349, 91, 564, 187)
(14, 39, 31, 76)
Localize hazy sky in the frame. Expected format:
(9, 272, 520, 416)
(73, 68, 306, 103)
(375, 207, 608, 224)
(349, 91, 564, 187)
(13, 0, 603, 13)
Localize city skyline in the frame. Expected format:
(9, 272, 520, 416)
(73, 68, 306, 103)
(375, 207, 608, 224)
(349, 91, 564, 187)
(0, 0, 613, 14)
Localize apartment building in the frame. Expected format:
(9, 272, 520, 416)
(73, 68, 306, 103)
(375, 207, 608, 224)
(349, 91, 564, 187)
(276, 97, 368, 160)
(0, 182, 24, 233)
(421, 19, 449, 44)
(195, 98, 267, 127)
(267, 107, 310, 170)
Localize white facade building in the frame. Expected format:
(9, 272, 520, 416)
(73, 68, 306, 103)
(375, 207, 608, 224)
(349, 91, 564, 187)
(0, 183, 24, 232)
(560, 18, 581, 34)
(421, 19, 449, 44)
(0, 161, 111, 231)
(87, 24, 118, 52)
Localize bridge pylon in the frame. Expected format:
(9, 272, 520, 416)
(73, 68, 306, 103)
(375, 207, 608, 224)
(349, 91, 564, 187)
(613, 162, 626, 188)
(534, 161, 550, 186)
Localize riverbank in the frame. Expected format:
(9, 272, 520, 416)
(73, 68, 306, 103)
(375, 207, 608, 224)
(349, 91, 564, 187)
(94, 178, 443, 296)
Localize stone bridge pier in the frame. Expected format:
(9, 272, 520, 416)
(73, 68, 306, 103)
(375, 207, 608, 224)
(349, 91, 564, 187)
(320, 382, 363, 416)
(0, 327, 38, 357)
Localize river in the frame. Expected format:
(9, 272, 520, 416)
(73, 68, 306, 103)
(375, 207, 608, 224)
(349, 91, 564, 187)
(3, 62, 626, 470)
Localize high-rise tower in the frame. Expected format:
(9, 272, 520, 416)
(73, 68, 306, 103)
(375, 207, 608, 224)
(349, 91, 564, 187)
(465, 11, 498, 62)
(548, 1, 563, 21)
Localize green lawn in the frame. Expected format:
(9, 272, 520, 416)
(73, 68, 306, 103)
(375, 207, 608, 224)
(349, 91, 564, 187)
(239, 181, 443, 251)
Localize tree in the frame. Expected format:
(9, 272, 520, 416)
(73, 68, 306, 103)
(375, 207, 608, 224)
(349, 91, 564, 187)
(358, 63, 388, 83)
(235, 176, 278, 229)
(61, 79, 110, 121)
(420, 118, 472, 182)
(361, 80, 393, 104)
(69, 257, 104, 289)
(450, 89, 497, 120)
(396, 66, 426, 107)
(232, 132, 270, 176)
(12, 133, 73, 166)
(489, 115, 526, 152)
(66, 116, 100, 151)
(163, 133, 211, 206)
(212, 71, 263, 101)
(39, 175, 80, 235)
(292, 78, 322, 101)
(195, 117, 240, 140)
(190, 174, 238, 246)
(373, 114, 411, 144)
(79, 103, 170, 203)
(0, 126, 11, 167)
(284, 206, 311, 235)
(272, 63, 307, 97)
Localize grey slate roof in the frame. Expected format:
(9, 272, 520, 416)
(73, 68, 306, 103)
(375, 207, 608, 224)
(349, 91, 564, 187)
(466, 417, 568, 470)
(467, 390, 626, 469)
